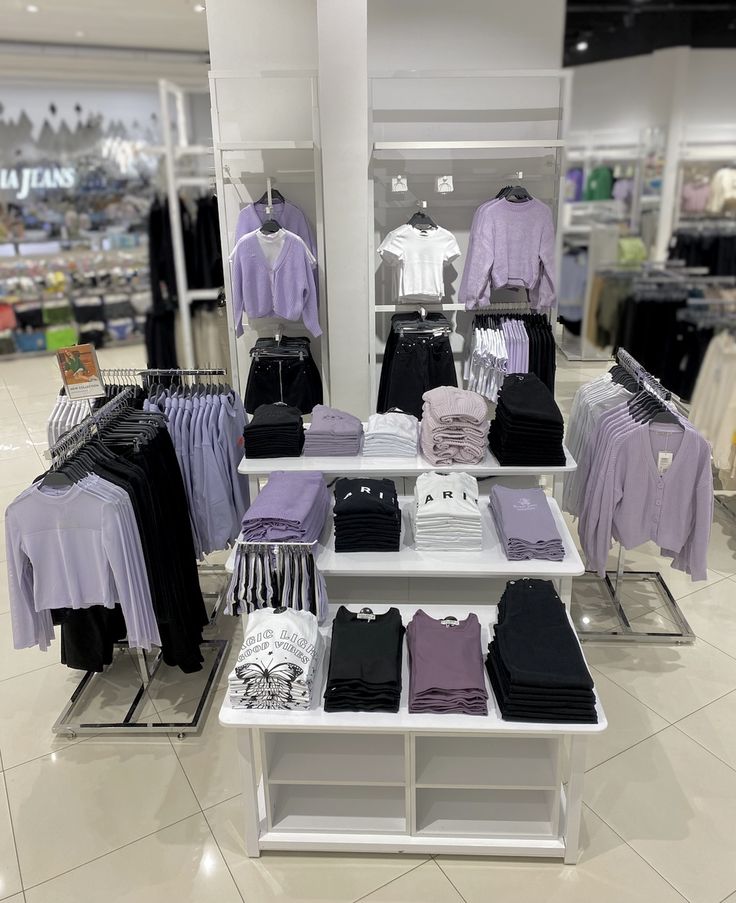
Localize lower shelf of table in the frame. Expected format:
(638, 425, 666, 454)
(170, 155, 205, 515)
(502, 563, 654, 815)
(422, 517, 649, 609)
(256, 831, 566, 857)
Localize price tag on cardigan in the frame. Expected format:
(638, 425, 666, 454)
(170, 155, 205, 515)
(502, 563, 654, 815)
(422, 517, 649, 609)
(658, 452, 673, 474)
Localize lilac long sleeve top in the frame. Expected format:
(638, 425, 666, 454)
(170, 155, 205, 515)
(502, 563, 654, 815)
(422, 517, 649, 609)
(230, 230, 321, 338)
(235, 200, 317, 259)
(5, 477, 161, 652)
(581, 419, 713, 581)
(460, 198, 556, 310)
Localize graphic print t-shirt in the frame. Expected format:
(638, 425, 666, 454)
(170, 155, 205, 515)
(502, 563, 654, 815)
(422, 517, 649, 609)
(231, 608, 323, 709)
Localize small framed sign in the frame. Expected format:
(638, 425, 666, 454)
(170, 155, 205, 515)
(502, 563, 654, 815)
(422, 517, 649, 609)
(56, 343, 106, 400)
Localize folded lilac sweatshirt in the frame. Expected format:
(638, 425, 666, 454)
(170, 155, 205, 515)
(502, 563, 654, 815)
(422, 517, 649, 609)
(460, 198, 556, 310)
(230, 230, 321, 338)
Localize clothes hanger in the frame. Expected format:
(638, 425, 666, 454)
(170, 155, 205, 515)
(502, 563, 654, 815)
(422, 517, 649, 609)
(256, 188, 285, 206)
(504, 185, 532, 203)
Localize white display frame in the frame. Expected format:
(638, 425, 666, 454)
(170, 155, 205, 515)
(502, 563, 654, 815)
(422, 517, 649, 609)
(367, 68, 573, 408)
(220, 601, 606, 862)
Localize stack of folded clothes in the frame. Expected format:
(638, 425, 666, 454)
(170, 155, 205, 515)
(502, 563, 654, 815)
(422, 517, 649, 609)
(488, 374, 565, 466)
(420, 386, 488, 466)
(323, 606, 404, 712)
(486, 579, 597, 723)
(413, 471, 482, 551)
(333, 477, 402, 552)
(363, 411, 420, 457)
(240, 471, 330, 542)
(407, 610, 488, 714)
(228, 609, 324, 710)
(242, 403, 305, 458)
(303, 404, 363, 456)
(489, 485, 565, 561)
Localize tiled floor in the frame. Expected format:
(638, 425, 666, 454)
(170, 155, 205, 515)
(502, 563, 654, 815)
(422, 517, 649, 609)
(0, 348, 735, 902)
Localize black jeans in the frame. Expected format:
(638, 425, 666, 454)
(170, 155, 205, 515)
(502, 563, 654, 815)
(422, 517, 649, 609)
(245, 347, 323, 414)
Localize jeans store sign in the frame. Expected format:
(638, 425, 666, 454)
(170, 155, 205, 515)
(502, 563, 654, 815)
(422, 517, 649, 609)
(0, 166, 76, 200)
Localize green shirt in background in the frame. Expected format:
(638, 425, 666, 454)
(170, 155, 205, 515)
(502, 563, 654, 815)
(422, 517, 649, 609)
(584, 166, 614, 201)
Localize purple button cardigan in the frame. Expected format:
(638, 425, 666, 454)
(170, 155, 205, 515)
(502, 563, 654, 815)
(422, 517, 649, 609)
(230, 230, 321, 338)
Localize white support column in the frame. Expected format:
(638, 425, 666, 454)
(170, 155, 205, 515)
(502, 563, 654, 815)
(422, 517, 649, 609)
(653, 47, 690, 263)
(159, 79, 196, 369)
(316, 0, 371, 416)
(563, 735, 587, 864)
(236, 729, 262, 857)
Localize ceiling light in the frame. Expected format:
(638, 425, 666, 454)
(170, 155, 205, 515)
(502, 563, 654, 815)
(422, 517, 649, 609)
(26, 3, 39, 11)
(75, 30, 85, 37)
(193, 3, 205, 11)
(575, 39, 589, 52)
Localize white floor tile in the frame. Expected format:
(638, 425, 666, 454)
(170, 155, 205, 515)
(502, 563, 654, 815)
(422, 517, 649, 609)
(586, 670, 668, 770)
(1, 895, 24, 902)
(0, 455, 45, 487)
(437, 806, 686, 903)
(166, 700, 242, 811)
(0, 613, 57, 683)
(585, 727, 736, 903)
(23, 813, 242, 903)
(676, 689, 736, 772)
(0, 778, 22, 900)
(205, 794, 429, 903)
(359, 860, 464, 903)
(0, 665, 87, 769)
(676, 579, 736, 659)
(0, 431, 37, 461)
(4, 737, 200, 887)
(584, 637, 736, 722)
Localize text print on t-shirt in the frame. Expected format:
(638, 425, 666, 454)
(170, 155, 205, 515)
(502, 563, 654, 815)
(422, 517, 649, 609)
(239, 627, 317, 665)
(423, 490, 477, 504)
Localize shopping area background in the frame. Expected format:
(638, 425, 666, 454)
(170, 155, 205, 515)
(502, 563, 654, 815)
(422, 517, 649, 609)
(0, 2, 736, 903)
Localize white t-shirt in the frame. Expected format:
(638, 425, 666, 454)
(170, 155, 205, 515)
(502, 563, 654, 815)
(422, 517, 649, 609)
(378, 224, 461, 302)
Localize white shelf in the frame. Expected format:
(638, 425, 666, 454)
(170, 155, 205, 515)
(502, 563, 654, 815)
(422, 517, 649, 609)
(414, 736, 559, 790)
(220, 602, 607, 736)
(238, 443, 576, 478)
(269, 784, 406, 834)
(375, 303, 466, 312)
(373, 140, 565, 151)
(265, 732, 405, 786)
(415, 788, 556, 838)
(217, 140, 314, 151)
(315, 496, 584, 579)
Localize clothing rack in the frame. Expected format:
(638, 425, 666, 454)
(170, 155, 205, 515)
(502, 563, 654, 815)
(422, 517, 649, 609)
(227, 538, 324, 620)
(574, 348, 695, 645)
(51, 380, 229, 739)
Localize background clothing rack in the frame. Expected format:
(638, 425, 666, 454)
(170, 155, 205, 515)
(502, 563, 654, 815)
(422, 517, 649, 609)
(574, 347, 696, 645)
(51, 379, 229, 739)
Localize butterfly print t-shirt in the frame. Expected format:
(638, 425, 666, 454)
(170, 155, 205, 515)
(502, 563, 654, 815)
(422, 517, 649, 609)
(228, 608, 324, 709)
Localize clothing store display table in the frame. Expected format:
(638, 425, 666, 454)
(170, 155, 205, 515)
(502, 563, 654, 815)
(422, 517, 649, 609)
(220, 602, 606, 862)
(315, 495, 583, 608)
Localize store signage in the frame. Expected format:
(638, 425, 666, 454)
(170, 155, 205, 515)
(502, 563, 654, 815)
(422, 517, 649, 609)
(0, 166, 76, 200)
(56, 344, 106, 401)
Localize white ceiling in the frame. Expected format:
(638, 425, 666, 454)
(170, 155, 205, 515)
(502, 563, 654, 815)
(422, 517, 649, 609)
(0, 0, 210, 52)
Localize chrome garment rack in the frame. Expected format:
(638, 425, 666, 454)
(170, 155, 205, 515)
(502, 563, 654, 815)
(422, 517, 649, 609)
(574, 348, 696, 645)
(51, 380, 229, 739)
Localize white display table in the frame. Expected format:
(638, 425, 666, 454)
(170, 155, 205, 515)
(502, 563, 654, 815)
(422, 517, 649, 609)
(220, 602, 606, 863)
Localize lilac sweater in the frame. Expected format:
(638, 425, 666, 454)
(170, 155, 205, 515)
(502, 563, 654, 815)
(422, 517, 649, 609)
(235, 200, 317, 258)
(460, 198, 556, 310)
(230, 230, 321, 338)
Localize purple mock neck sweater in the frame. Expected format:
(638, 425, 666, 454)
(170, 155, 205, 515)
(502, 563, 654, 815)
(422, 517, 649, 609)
(235, 200, 317, 258)
(460, 198, 556, 310)
(230, 230, 321, 338)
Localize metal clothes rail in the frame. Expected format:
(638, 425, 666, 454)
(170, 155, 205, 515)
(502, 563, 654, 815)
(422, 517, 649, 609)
(574, 348, 696, 645)
(50, 379, 229, 739)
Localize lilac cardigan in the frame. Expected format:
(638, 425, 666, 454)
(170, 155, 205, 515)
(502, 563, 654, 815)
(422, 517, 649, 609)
(230, 231, 321, 338)
(235, 200, 317, 259)
(460, 198, 556, 310)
